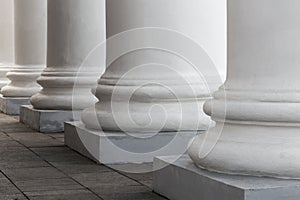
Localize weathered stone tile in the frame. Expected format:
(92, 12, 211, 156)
(55, 164, 111, 175)
(0, 194, 27, 200)
(0, 177, 22, 195)
(30, 147, 77, 155)
(45, 133, 64, 139)
(15, 178, 83, 192)
(26, 189, 102, 200)
(100, 192, 166, 200)
(31, 147, 94, 165)
(91, 184, 150, 196)
(122, 172, 153, 182)
(3, 167, 66, 181)
(0, 147, 42, 163)
(71, 171, 139, 188)
(140, 180, 153, 188)
(108, 163, 153, 174)
(0, 113, 164, 200)
(0, 160, 50, 170)
(2, 127, 34, 133)
(0, 140, 23, 148)
(8, 133, 63, 147)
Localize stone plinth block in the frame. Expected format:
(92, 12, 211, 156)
(153, 155, 300, 200)
(20, 105, 81, 133)
(65, 121, 197, 164)
(0, 94, 30, 115)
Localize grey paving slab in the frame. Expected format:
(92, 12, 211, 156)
(45, 133, 64, 139)
(55, 164, 111, 175)
(100, 191, 166, 200)
(1, 127, 34, 133)
(0, 194, 28, 200)
(0, 140, 23, 148)
(0, 177, 22, 195)
(30, 147, 94, 165)
(26, 189, 102, 200)
(0, 160, 50, 170)
(0, 112, 163, 200)
(70, 171, 139, 188)
(3, 167, 67, 181)
(8, 132, 63, 147)
(0, 133, 11, 141)
(15, 178, 84, 192)
(91, 184, 150, 196)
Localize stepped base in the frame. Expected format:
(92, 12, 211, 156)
(65, 121, 198, 164)
(0, 95, 30, 115)
(153, 155, 300, 200)
(20, 105, 81, 133)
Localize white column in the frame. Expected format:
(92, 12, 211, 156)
(189, 0, 300, 179)
(82, 0, 226, 132)
(0, 0, 14, 89)
(30, 0, 105, 110)
(1, 0, 46, 97)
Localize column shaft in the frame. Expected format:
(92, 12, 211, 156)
(1, 0, 46, 97)
(82, 0, 226, 132)
(189, 0, 300, 179)
(30, 0, 105, 110)
(0, 0, 14, 89)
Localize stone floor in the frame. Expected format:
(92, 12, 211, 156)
(0, 113, 167, 200)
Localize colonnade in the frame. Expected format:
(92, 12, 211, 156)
(0, 0, 299, 199)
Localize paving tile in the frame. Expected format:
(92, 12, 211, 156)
(0, 147, 42, 162)
(2, 127, 34, 133)
(31, 147, 95, 165)
(119, 172, 154, 188)
(140, 180, 153, 188)
(0, 160, 50, 170)
(8, 133, 63, 148)
(108, 163, 153, 174)
(0, 177, 22, 195)
(100, 191, 166, 200)
(0, 194, 28, 200)
(55, 164, 111, 175)
(3, 167, 66, 181)
(123, 172, 153, 182)
(0, 113, 165, 200)
(0, 132, 11, 141)
(91, 184, 150, 196)
(45, 133, 64, 139)
(15, 178, 83, 192)
(26, 189, 102, 200)
(70, 171, 139, 188)
(0, 140, 23, 148)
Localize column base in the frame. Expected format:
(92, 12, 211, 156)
(64, 121, 198, 164)
(0, 94, 30, 115)
(20, 105, 81, 133)
(153, 155, 300, 200)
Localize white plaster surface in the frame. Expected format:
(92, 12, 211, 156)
(65, 121, 198, 164)
(82, 0, 226, 132)
(30, 0, 105, 110)
(189, 0, 300, 179)
(1, 0, 47, 97)
(0, 0, 14, 89)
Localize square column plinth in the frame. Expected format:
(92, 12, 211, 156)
(0, 94, 30, 115)
(20, 105, 81, 133)
(65, 121, 198, 165)
(153, 155, 300, 200)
